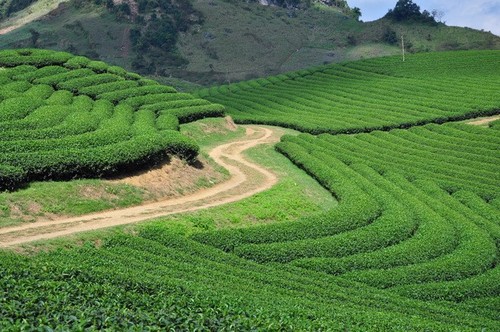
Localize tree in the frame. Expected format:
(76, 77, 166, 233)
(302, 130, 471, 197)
(351, 7, 361, 21)
(385, 0, 438, 24)
(431, 9, 445, 23)
(386, 0, 421, 21)
(29, 28, 40, 47)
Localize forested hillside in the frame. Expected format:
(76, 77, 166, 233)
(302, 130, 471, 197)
(0, 0, 498, 86)
(0, 0, 38, 20)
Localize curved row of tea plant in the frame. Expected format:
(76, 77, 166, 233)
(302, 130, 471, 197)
(1, 224, 498, 330)
(197, 50, 500, 134)
(193, 123, 500, 309)
(0, 49, 224, 190)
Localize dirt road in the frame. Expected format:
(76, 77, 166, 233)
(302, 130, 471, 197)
(466, 115, 500, 126)
(0, 126, 281, 247)
(0, 0, 70, 35)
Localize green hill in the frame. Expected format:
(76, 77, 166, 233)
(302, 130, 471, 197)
(0, 48, 223, 190)
(198, 50, 500, 133)
(1, 48, 499, 330)
(0, 0, 498, 86)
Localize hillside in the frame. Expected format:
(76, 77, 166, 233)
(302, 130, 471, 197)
(1, 48, 499, 330)
(0, 48, 224, 191)
(0, 0, 498, 86)
(198, 50, 500, 133)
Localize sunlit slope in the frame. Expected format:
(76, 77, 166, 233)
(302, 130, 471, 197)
(1, 49, 499, 330)
(1, 224, 498, 330)
(194, 122, 499, 320)
(0, 49, 224, 190)
(198, 50, 500, 134)
(1, 123, 498, 330)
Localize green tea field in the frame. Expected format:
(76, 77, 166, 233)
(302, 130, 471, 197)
(199, 50, 499, 134)
(0, 49, 499, 330)
(0, 48, 224, 191)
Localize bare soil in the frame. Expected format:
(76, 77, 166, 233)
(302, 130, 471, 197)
(0, 26, 18, 35)
(109, 155, 225, 199)
(466, 115, 500, 126)
(0, 126, 281, 247)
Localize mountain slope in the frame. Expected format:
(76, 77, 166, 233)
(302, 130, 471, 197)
(0, 0, 498, 86)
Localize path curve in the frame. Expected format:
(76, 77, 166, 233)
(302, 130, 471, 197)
(466, 115, 500, 126)
(0, 126, 280, 247)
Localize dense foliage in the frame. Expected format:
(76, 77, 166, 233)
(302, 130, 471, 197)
(1, 220, 498, 330)
(193, 122, 499, 325)
(1, 48, 499, 330)
(198, 50, 500, 134)
(385, 0, 437, 24)
(0, 49, 224, 190)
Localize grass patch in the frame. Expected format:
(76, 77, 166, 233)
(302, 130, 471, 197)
(151, 133, 337, 232)
(0, 180, 144, 227)
(181, 117, 245, 150)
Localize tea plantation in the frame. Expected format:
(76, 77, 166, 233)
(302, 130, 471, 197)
(196, 123, 499, 294)
(199, 50, 500, 134)
(0, 49, 224, 191)
(1, 49, 499, 330)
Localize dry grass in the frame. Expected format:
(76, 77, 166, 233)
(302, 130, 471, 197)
(0, 0, 70, 34)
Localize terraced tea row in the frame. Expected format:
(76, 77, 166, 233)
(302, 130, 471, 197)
(194, 123, 499, 308)
(1, 225, 497, 330)
(0, 49, 224, 190)
(197, 50, 500, 134)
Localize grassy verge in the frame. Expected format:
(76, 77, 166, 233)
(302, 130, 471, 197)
(0, 180, 144, 228)
(136, 131, 337, 233)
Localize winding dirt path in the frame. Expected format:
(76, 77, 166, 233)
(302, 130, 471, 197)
(0, 126, 280, 247)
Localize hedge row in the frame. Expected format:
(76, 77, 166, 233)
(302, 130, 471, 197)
(291, 170, 458, 276)
(98, 85, 177, 103)
(2, 227, 497, 330)
(198, 50, 500, 135)
(0, 49, 225, 190)
(193, 120, 499, 306)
